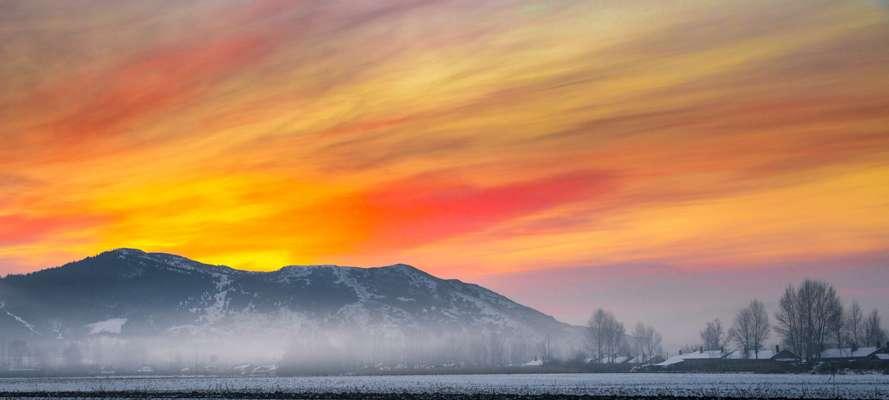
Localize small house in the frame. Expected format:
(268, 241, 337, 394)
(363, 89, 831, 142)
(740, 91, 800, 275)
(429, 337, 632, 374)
(770, 349, 800, 362)
(656, 349, 725, 368)
(723, 346, 798, 362)
(820, 346, 880, 361)
(627, 354, 664, 365)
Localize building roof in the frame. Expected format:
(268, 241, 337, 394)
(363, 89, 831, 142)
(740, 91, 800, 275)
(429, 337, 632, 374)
(656, 350, 724, 366)
(589, 355, 632, 364)
(723, 349, 776, 360)
(611, 356, 631, 364)
(820, 347, 879, 359)
(628, 355, 661, 364)
(657, 348, 801, 367)
(772, 350, 800, 361)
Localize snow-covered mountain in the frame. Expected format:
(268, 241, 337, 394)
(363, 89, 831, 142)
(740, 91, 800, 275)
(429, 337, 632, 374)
(0, 249, 578, 347)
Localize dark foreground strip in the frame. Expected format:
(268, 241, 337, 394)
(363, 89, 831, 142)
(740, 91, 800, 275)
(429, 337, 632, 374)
(0, 393, 832, 400)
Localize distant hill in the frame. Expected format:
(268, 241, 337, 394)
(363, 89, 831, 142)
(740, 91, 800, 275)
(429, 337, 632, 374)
(0, 249, 583, 368)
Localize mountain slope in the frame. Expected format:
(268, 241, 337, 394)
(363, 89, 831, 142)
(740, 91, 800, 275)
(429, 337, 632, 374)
(0, 249, 576, 345)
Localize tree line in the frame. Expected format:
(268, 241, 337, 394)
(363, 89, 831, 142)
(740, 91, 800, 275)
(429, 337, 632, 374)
(586, 309, 664, 363)
(693, 279, 887, 361)
(589, 279, 887, 364)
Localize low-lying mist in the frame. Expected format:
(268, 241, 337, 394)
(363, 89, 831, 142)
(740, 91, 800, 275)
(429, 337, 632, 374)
(2, 319, 579, 376)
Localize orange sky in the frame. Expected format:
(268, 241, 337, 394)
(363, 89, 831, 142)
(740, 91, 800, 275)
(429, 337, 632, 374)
(2, 0, 889, 297)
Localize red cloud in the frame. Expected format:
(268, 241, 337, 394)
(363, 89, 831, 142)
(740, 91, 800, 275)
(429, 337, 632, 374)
(347, 170, 616, 249)
(0, 214, 100, 245)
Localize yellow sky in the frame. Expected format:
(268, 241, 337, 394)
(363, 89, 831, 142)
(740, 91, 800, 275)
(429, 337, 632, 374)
(1, 0, 888, 281)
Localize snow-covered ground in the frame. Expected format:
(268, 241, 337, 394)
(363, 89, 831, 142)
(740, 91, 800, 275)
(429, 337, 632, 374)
(1, 373, 888, 398)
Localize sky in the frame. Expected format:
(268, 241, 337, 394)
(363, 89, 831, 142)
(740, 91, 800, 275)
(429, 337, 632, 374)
(1, 1, 888, 347)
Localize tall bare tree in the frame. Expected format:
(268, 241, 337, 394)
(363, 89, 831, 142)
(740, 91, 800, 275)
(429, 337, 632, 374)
(774, 279, 842, 360)
(603, 314, 626, 363)
(587, 308, 626, 363)
(864, 309, 887, 347)
(730, 300, 770, 358)
(631, 323, 663, 361)
(587, 309, 609, 361)
(700, 318, 725, 351)
(828, 302, 845, 348)
(845, 301, 864, 346)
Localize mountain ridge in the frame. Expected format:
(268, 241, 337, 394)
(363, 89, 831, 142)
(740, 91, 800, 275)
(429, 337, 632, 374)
(13, 248, 444, 278)
(0, 249, 589, 369)
(0, 249, 581, 346)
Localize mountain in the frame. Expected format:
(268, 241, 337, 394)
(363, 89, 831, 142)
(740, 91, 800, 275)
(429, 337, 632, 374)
(0, 249, 581, 364)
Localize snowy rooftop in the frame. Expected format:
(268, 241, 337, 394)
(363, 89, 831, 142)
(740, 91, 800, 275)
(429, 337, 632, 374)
(820, 347, 879, 359)
(656, 350, 725, 366)
(723, 349, 776, 360)
(628, 355, 656, 364)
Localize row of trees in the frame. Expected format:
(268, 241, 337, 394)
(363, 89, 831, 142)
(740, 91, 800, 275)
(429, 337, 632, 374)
(696, 279, 887, 361)
(833, 301, 884, 350)
(730, 300, 770, 357)
(698, 300, 771, 357)
(775, 279, 886, 360)
(587, 308, 663, 363)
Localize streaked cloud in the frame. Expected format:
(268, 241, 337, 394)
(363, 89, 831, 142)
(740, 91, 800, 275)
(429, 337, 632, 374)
(1, 0, 888, 326)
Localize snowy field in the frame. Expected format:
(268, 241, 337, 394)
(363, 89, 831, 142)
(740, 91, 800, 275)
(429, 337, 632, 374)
(1, 373, 888, 399)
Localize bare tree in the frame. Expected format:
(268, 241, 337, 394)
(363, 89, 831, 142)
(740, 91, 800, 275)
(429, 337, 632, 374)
(587, 309, 609, 361)
(631, 323, 663, 361)
(864, 309, 887, 347)
(828, 302, 845, 348)
(730, 300, 770, 358)
(775, 285, 802, 358)
(825, 291, 844, 354)
(587, 308, 626, 363)
(631, 323, 645, 358)
(774, 279, 842, 360)
(648, 330, 664, 358)
(700, 318, 725, 351)
(617, 332, 632, 359)
(845, 301, 864, 347)
(603, 314, 626, 363)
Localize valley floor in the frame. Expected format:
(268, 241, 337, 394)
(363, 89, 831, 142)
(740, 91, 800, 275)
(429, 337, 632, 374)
(1, 373, 889, 399)
(1, 393, 884, 400)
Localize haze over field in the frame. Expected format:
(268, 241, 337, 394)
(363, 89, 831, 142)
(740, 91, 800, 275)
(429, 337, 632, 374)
(1, 0, 888, 347)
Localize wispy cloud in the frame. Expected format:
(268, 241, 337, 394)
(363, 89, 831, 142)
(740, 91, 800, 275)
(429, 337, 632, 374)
(0, 0, 887, 322)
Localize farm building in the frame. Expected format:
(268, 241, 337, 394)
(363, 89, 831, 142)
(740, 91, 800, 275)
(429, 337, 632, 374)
(655, 347, 799, 372)
(820, 346, 880, 361)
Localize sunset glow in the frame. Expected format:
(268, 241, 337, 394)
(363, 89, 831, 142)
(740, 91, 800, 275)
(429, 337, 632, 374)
(2, 0, 888, 329)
